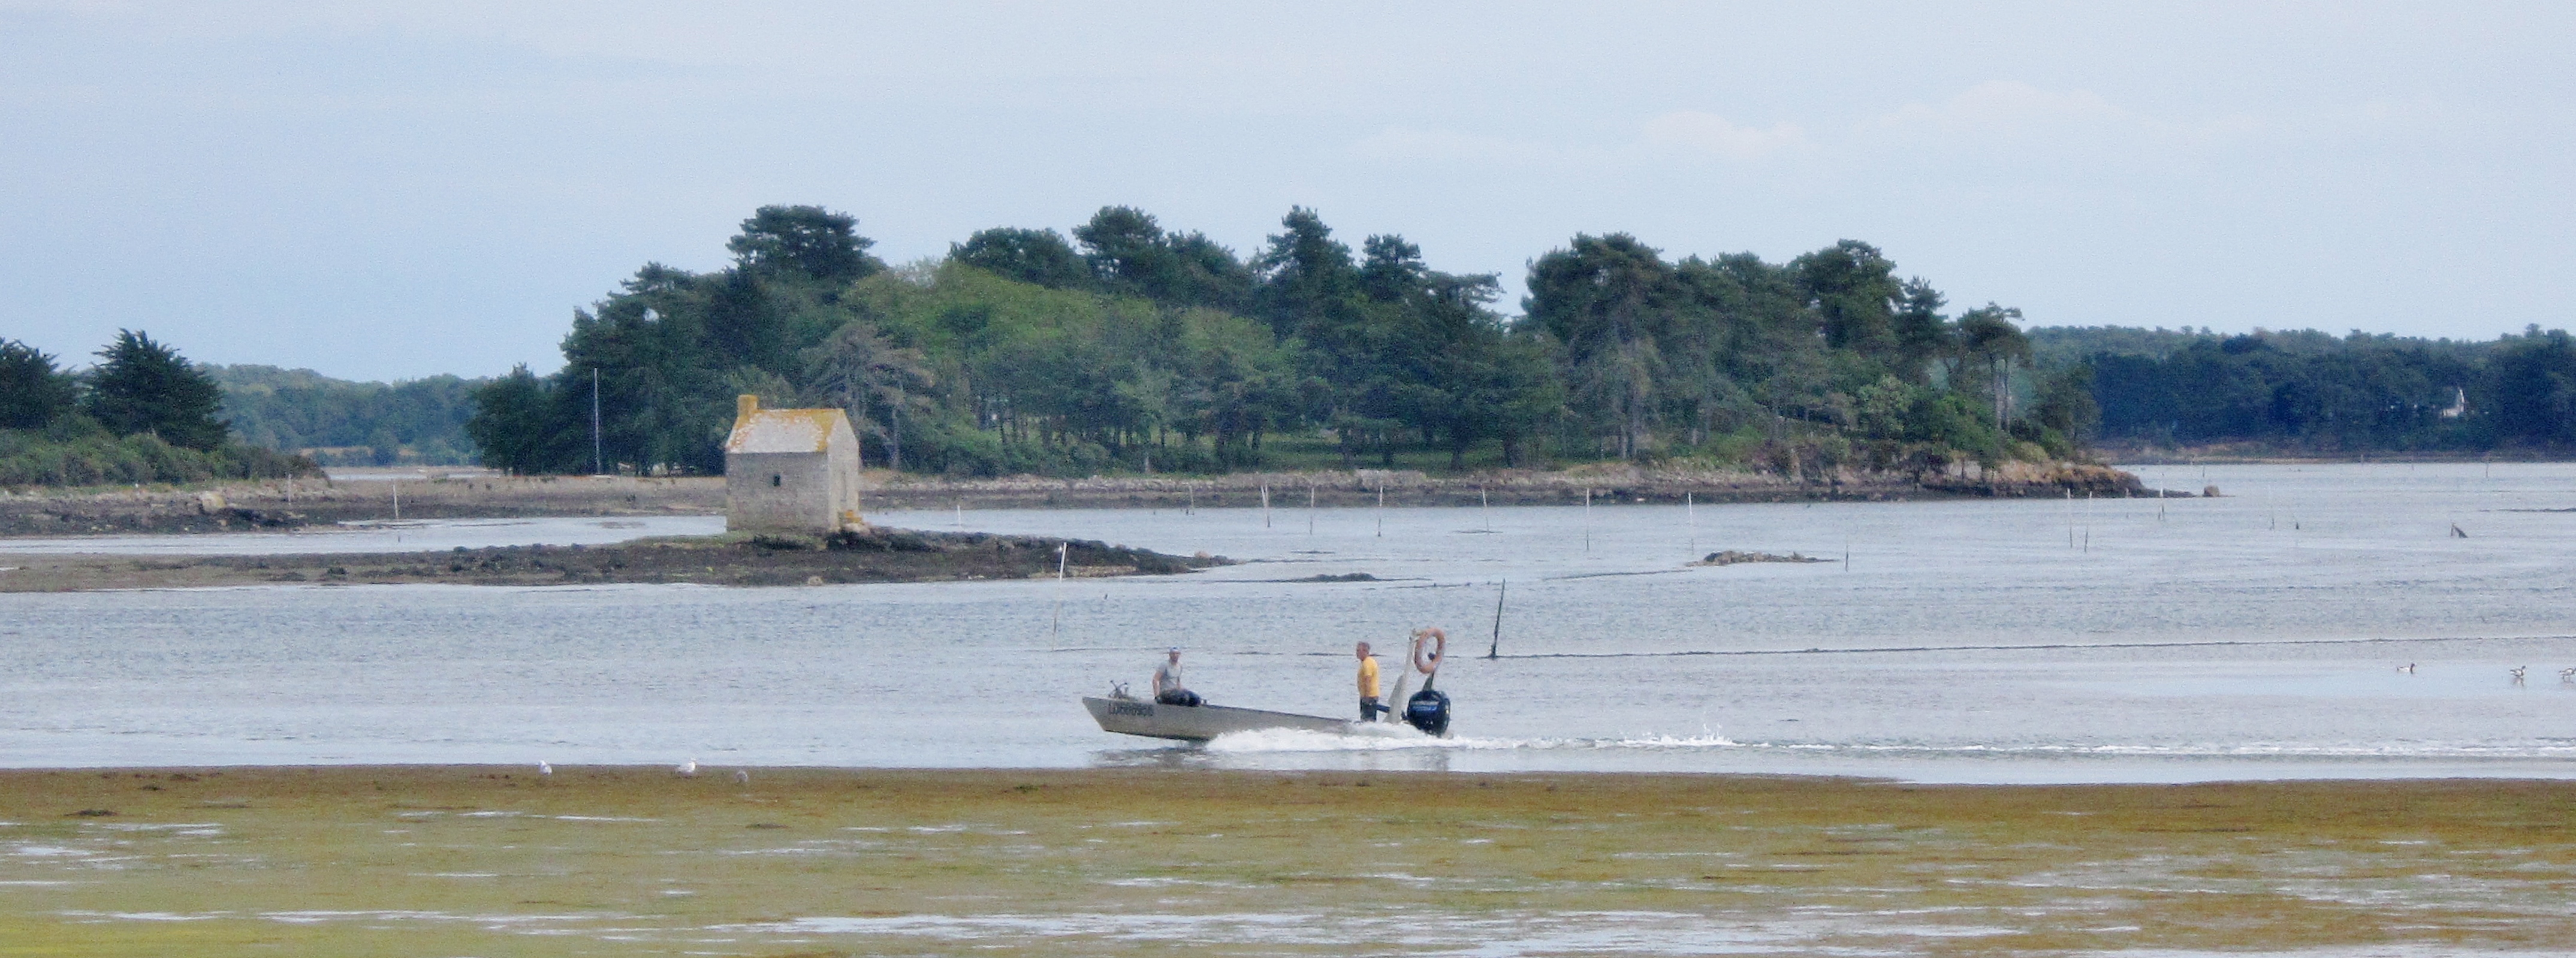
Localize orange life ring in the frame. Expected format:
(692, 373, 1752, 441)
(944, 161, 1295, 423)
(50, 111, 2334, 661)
(1410, 627, 1447, 675)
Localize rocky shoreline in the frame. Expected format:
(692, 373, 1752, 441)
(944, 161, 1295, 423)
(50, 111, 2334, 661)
(0, 461, 2165, 538)
(860, 460, 2156, 510)
(0, 527, 1223, 592)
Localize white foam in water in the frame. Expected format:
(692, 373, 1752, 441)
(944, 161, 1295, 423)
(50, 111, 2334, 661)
(1206, 728, 1741, 753)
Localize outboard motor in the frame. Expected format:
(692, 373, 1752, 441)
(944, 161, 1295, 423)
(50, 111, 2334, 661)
(1403, 688, 1452, 737)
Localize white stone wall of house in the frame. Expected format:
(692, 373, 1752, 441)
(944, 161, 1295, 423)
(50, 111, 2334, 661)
(825, 424, 864, 529)
(725, 451, 835, 531)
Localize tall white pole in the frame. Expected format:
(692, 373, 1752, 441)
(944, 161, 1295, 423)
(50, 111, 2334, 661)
(1262, 481, 1271, 528)
(1583, 487, 1592, 553)
(1375, 484, 1384, 537)
(1051, 542, 1067, 642)
(590, 368, 602, 476)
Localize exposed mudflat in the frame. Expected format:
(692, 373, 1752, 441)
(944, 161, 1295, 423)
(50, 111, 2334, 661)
(0, 527, 1221, 591)
(2, 766, 2570, 956)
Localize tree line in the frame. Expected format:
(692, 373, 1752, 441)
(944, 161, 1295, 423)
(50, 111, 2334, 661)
(0, 332, 312, 486)
(214, 366, 485, 466)
(470, 204, 2091, 477)
(2031, 325, 2576, 452)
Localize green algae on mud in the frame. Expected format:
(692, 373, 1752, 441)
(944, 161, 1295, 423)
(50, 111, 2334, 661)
(2, 767, 2572, 956)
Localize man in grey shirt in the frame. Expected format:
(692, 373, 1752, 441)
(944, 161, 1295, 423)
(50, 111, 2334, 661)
(1153, 647, 1201, 706)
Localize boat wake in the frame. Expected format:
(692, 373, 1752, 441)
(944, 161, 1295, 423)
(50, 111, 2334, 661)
(1200, 729, 2576, 761)
(1203, 727, 1741, 753)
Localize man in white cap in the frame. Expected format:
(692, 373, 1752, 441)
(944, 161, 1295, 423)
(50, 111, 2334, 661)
(1152, 646, 1201, 706)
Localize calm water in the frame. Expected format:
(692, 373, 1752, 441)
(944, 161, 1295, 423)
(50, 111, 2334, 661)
(2, 463, 2572, 782)
(0, 515, 723, 555)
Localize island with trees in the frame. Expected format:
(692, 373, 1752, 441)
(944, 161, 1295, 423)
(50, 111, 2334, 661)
(461, 204, 2112, 494)
(9, 204, 2575, 510)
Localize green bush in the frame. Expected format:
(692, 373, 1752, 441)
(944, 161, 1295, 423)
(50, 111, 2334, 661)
(0, 422, 318, 488)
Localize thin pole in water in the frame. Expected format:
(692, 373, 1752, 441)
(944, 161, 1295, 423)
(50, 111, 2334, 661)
(1583, 487, 1592, 553)
(1187, 485, 1194, 516)
(391, 478, 399, 522)
(1051, 542, 1067, 642)
(1480, 485, 1490, 532)
(1844, 536, 1851, 572)
(2065, 488, 2075, 548)
(2085, 491, 2094, 554)
(1687, 491, 1696, 557)
(1307, 485, 1315, 534)
(1375, 484, 1384, 537)
(1262, 481, 1271, 528)
(1486, 579, 1507, 660)
(955, 498, 963, 531)
(2158, 486, 2165, 521)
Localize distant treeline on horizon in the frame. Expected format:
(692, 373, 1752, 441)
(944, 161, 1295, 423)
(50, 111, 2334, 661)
(7, 204, 2573, 486)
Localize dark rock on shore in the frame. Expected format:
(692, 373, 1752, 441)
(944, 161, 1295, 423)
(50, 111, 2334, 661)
(0, 528, 1225, 592)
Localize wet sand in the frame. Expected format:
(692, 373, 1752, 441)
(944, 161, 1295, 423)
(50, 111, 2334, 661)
(2, 767, 2569, 956)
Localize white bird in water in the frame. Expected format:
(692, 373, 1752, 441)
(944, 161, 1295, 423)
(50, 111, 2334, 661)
(674, 758, 698, 778)
(2509, 666, 2527, 683)
(734, 769, 750, 784)
(2397, 663, 2416, 674)
(2560, 667, 2575, 683)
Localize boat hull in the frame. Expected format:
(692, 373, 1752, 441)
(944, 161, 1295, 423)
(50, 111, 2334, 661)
(1082, 696, 1356, 741)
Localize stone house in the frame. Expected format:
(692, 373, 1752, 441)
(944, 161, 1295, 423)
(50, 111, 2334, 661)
(723, 394, 864, 533)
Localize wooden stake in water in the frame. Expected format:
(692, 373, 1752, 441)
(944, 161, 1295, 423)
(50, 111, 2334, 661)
(1485, 579, 1507, 660)
(1375, 484, 1384, 537)
(1307, 485, 1315, 534)
(1480, 485, 1491, 532)
(391, 478, 400, 522)
(1050, 542, 1067, 642)
(1583, 487, 1592, 553)
(2065, 488, 2075, 548)
(955, 498, 963, 531)
(1262, 481, 1271, 528)
(1686, 492, 1696, 556)
(2158, 486, 2165, 521)
(1187, 485, 1194, 516)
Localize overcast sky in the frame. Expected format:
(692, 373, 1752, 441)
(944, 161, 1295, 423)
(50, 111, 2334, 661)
(4, 2, 2569, 381)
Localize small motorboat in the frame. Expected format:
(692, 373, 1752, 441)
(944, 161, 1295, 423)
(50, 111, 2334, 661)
(1082, 693, 1358, 741)
(1085, 629, 1459, 742)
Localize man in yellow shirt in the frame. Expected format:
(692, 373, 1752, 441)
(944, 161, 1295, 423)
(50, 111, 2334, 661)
(1356, 641, 1386, 721)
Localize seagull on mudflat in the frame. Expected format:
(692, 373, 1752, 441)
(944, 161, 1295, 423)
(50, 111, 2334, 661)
(2509, 666, 2527, 683)
(537, 761, 552, 776)
(674, 758, 698, 778)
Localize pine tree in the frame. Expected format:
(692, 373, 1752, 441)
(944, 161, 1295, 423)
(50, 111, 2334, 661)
(83, 330, 229, 450)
